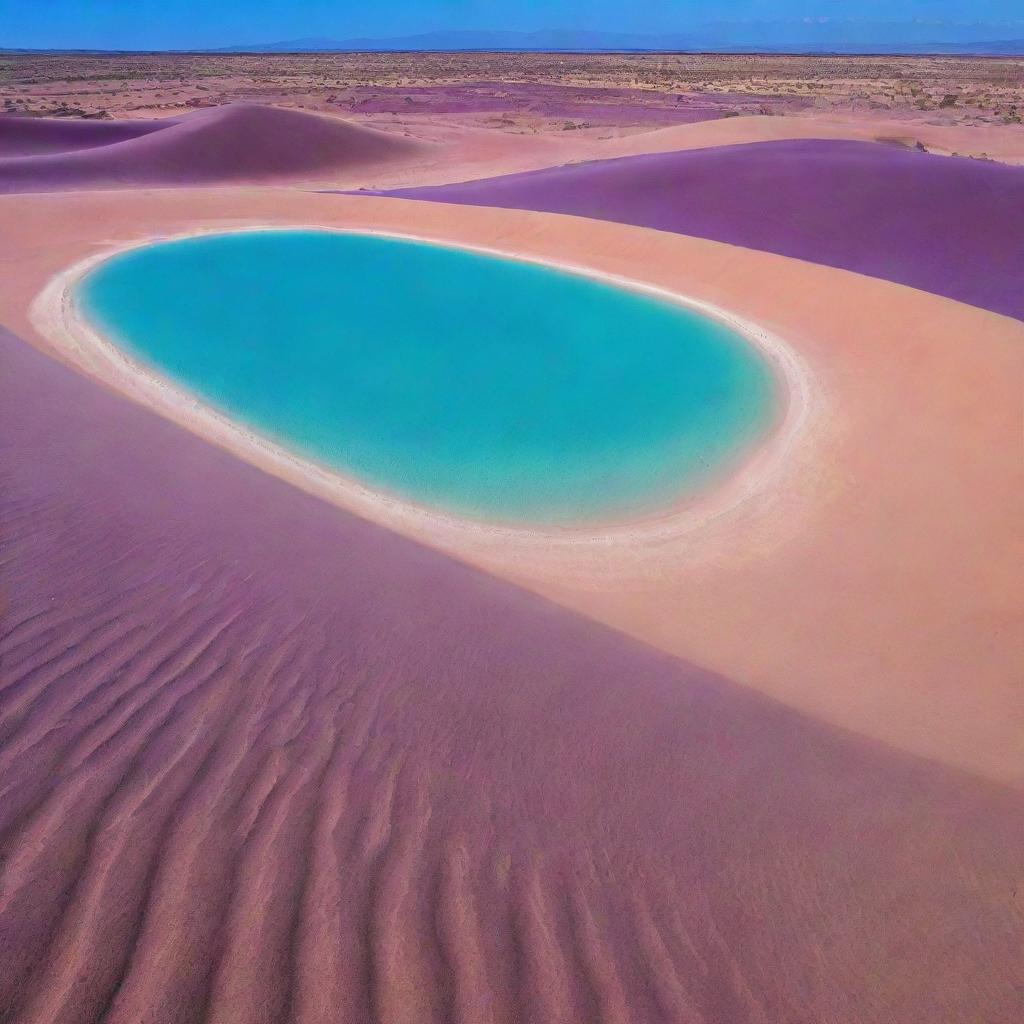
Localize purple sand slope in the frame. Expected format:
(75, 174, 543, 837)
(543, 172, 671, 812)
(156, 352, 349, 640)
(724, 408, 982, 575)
(370, 138, 1024, 321)
(0, 116, 167, 157)
(2, 321, 1023, 1022)
(0, 103, 423, 193)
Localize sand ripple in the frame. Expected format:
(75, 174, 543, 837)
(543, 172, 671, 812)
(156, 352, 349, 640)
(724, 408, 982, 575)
(2, 325, 1023, 1023)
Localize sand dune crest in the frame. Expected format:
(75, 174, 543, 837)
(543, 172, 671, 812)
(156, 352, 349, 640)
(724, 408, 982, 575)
(0, 103, 425, 192)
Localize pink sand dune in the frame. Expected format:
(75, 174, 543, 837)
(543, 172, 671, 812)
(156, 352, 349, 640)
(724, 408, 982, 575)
(0, 103, 424, 192)
(0, 115, 167, 157)
(1, 321, 1022, 1022)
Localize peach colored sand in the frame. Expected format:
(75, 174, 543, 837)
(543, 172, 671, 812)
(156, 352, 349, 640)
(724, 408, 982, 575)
(3, 187, 1021, 786)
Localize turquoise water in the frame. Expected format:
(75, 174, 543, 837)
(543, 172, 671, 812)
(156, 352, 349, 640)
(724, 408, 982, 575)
(79, 230, 777, 524)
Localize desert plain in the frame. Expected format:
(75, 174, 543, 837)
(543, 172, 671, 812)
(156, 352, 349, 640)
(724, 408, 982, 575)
(0, 51, 1022, 1024)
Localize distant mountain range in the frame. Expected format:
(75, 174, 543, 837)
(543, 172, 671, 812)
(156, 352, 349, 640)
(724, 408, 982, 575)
(214, 27, 1024, 56)
(3, 22, 1022, 57)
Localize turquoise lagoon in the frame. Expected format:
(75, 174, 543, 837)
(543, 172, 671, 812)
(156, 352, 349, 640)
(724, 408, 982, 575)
(79, 230, 777, 524)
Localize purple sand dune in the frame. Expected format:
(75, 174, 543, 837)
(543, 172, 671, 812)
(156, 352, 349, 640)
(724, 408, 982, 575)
(0, 103, 423, 193)
(370, 138, 1024, 321)
(2, 320, 1023, 1022)
(0, 115, 166, 157)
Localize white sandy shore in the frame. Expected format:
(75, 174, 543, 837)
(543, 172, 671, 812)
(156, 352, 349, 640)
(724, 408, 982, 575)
(35, 225, 815, 576)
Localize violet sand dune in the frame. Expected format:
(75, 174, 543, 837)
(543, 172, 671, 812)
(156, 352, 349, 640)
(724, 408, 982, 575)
(0, 103, 426, 193)
(368, 138, 1024, 320)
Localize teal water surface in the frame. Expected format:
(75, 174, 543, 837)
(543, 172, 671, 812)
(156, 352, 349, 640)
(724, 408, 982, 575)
(79, 230, 777, 524)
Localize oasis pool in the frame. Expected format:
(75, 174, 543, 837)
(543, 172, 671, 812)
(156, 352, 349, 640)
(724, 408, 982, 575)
(78, 230, 778, 524)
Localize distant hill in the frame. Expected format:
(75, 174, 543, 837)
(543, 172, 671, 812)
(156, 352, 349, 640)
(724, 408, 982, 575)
(215, 27, 1024, 56)
(214, 31, 703, 53)
(4, 22, 1022, 57)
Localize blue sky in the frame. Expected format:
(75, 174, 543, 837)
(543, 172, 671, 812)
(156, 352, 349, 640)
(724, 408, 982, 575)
(1, 1, 1019, 50)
